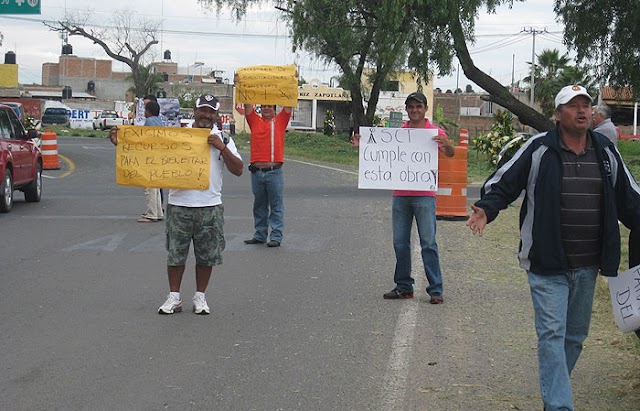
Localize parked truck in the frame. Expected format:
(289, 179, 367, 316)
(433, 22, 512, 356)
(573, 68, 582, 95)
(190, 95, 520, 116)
(93, 111, 128, 130)
(41, 107, 70, 127)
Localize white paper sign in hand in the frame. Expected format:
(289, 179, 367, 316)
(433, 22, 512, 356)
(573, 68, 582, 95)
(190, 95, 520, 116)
(357, 126, 439, 191)
(608, 264, 640, 333)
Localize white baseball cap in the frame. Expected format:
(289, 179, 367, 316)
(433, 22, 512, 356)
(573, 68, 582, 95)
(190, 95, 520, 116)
(555, 85, 593, 109)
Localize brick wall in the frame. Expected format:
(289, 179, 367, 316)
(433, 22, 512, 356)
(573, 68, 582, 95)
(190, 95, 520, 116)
(153, 62, 178, 75)
(433, 92, 530, 140)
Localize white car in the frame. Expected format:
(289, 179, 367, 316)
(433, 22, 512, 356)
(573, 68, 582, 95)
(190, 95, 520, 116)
(93, 111, 128, 130)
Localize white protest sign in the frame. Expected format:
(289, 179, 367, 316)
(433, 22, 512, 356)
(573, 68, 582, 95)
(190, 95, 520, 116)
(609, 264, 640, 333)
(358, 127, 439, 191)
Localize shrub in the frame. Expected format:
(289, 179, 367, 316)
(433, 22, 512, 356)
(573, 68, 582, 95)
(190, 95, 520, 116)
(474, 110, 527, 166)
(323, 110, 335, 136)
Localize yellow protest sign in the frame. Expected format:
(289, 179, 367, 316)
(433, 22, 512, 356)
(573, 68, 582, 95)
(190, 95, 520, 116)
(115, 126, 211, 190)
(235, 64, 298, 107)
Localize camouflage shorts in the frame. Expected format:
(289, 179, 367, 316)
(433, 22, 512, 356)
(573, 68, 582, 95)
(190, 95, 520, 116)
(166, 204, 225, 266)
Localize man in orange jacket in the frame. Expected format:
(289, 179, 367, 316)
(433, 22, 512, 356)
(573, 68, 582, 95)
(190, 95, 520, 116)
(241, 103, 293, 248)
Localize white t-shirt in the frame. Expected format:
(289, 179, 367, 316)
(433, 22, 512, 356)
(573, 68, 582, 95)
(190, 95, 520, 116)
(168, 125, 242, 207)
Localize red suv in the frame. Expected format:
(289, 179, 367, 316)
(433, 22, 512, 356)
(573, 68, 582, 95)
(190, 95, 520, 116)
(0, 104, 42, 212)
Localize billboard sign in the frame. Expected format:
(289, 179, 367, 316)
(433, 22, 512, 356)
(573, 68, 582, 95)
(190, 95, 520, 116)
(0, 0, 41, 15)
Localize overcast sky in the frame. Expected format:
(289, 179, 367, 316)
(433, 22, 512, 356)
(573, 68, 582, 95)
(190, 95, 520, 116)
(0, 0, 568, 92)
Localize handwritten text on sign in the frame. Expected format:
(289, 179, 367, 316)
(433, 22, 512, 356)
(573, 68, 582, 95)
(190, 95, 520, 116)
(608, 264, 640, 333)
(116, 126, 211, 190)
(358, 127, 439, 191)
(235, 64, 298, 107)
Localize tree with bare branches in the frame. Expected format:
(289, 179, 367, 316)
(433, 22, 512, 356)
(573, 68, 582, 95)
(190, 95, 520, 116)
(45, 11, 161, 98)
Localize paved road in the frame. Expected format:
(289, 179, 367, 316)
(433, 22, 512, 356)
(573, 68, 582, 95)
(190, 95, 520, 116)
(0, 136, 437, 410)
(4, 136, 631, 411)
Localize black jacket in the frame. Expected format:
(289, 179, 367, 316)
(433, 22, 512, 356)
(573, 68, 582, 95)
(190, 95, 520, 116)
(475, 126, 640, 277)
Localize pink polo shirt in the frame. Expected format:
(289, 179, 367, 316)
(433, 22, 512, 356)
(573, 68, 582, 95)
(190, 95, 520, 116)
(393, 119, 447, 197)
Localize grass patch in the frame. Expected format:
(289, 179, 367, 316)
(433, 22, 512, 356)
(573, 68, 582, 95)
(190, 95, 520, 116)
(42, 125, 109, 139)
(235, 131, 359, 166)
(619, 140, 640, 178)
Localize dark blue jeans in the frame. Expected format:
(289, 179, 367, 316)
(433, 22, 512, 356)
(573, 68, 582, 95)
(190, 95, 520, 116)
(392, 195, 443, 295)
(250, 167, 284, 242)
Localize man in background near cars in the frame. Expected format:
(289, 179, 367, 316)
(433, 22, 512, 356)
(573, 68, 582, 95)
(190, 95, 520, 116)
(110, 94, 244, 315)
(138, 100, 164, 222)
(352, 91, 455, 304)
(241, 103, 293, 248)
(467, 84, 640, 410)
(592, 103, 618, 146)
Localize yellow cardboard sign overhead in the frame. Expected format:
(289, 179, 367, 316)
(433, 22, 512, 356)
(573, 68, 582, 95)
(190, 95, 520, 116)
(115, 126, 211, 189)
(235, 64, 298, 107)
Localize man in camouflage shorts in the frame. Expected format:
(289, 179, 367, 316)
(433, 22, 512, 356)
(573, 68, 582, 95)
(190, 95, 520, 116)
(166, 205, 226, 268)
(159, 94, 243, 315)
(110, 94, 243, 315)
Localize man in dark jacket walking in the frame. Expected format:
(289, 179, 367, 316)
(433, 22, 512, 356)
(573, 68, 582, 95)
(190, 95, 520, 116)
(467, 84, 640, 411)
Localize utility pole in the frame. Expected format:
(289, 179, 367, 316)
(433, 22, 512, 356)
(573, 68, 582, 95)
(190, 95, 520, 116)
(511, 54, 515, 92)
(456, 62, 460, 127)
(522, 27, 547, 108)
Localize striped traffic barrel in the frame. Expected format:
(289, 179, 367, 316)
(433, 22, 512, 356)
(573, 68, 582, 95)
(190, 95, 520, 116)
(436, 129, 469, 219)
(41, 130, 60, 170)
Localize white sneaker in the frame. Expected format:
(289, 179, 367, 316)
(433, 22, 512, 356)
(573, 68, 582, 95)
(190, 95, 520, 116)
(192, 293, 210, 315)
(158, 294, 182, 314)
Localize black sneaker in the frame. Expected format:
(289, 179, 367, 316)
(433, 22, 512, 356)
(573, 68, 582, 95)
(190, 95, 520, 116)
(383, 288, 414, 300)
(244, 238, 265, 245)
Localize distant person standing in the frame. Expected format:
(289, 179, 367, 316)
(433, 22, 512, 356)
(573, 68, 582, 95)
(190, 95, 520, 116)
(592, 104, 618, 146)
(229, 116, 236, 135)
(138, 100, 164, 222)
(241, 103, 293, 248)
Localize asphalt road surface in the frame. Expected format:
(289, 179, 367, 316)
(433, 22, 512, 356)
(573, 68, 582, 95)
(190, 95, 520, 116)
(1, 136, 546, 411)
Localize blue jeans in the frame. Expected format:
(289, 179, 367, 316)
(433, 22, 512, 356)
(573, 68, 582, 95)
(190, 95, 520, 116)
(250, 167, 284, 242)
(392, 196, 443, 295)
(527, 267, 599, 411)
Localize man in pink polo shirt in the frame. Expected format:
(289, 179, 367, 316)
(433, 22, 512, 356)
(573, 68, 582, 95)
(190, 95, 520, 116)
(353, 91, 454, 303)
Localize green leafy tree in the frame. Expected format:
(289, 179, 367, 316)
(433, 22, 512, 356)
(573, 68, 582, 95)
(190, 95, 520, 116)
(198, 1, 639, 133)
(445, 2, 554, 132)
(208, 1, 640, 132)
(198, 0, 458, 127)
(323, 110, 335, 136)
(523, 49, 594, 119)
(434, 104, 459, 138)
(277, 0, 458, 128)
(179, 92, 197, 109)
(198, 0, 555, 132)
(474, 110, 520, 166)
(555, 0, 640, 95)
(125, 64, 164, 99)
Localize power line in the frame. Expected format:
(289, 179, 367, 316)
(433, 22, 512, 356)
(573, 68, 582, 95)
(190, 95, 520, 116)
(470, 34, 529, 55)
(0, 15, 287, 39)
